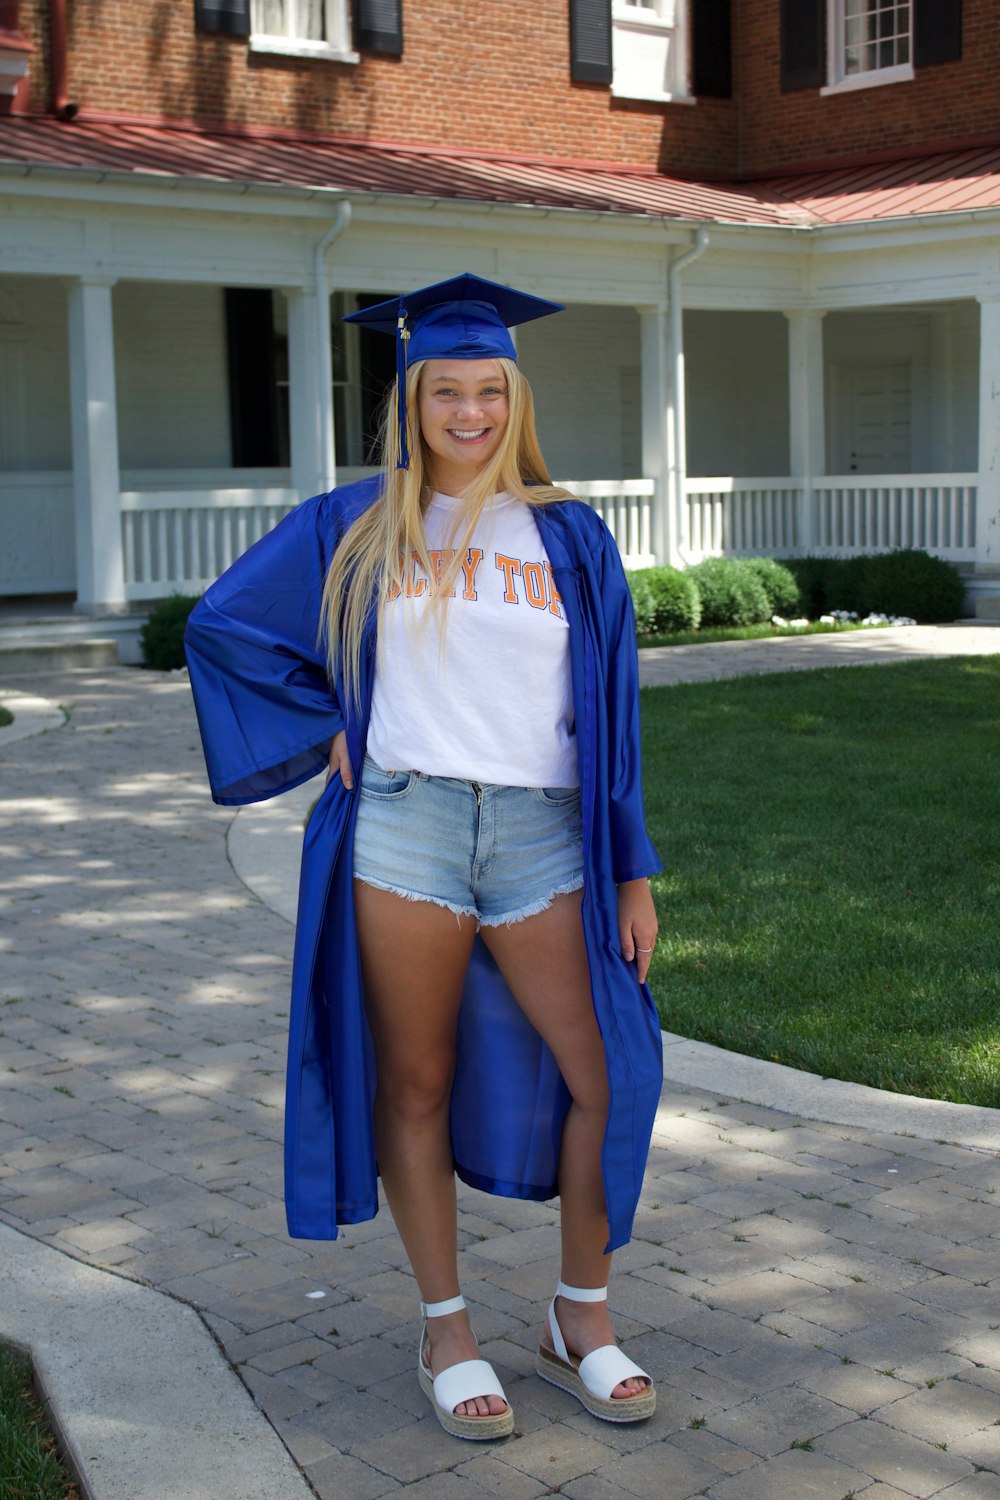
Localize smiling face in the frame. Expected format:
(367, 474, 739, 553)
(417, 358, 510, 496)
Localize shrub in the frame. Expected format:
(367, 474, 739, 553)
(686, 558, 772, 627)
(780, 550, 965, 622)
(860, 549, 966, 623)
(626, 571, 657, 635)
(743, 557, 801, 616)
(778, 556, 833, 617)
(629, 566, 701, 634)
(140, 592, 201, 671)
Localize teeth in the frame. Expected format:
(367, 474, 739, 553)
(450, 429, 487, 441)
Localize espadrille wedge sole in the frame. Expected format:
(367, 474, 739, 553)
(418, 1295, 514, 1441)
(535, 1282, 655, 1424)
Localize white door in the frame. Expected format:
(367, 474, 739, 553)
(832, 361, 912, 474)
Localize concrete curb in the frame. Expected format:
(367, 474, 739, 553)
(661, 1032, 1000, 1153)
(0, 1222, 312, 1500)
(0, 686, 66, 747)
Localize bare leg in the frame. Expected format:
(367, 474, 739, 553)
(354, 881, 507, 1419)
(481, 891, 647, 1400)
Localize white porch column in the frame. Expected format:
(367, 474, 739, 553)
(68, 277, 126, 614)
(975, 295, 1000, 586)
(785, 309, 826, 552)
(639, 305, 676, 566)
(286, 285, 332, 500)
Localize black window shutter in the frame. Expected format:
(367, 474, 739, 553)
(780, 0, 827, 91)
(354, 0, 403, 55)
(225, 290, 282, 468)
(569, 0, 612, 85)
(194, 0, 251, 37)
(914, 0, 962, 67)
(692, 0, 732, 97)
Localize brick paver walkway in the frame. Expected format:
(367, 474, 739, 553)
(1, 665, 998, 1500)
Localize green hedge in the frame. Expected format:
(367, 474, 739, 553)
(628, 566, 701, 634)
(686, 557, 773, 627)
(779, 550, 965, 623)
(742, 556, 801, 615)
(140, 593, 201, 671)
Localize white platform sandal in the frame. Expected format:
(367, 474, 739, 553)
(536, 1282, 656, 1423)
(417, 1295, 514, 1441)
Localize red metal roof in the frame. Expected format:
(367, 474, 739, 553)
(2, 115, 1000, 228)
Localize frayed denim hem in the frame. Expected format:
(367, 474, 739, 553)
(353, 873, 584, 929)
(477, 876, 584, 929)
(353, 873, 479, 925)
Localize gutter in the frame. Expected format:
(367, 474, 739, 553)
(668, 226, 709, 565)
(313, 202, 352, 484)
(49, 0, 77, 119)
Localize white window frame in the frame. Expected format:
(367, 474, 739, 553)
(820, 0, 914, 96)
(611, 0, 694, 105)
(249, 0, 359, 65)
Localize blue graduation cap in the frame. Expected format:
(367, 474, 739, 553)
(343, 273, 564, 469)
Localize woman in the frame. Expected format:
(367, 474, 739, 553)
(185, 273, 663, 1441)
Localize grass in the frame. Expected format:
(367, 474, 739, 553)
(641, 656, 1000, 1107)
(638, 620, 871, 650)
(0, 706, 13, 728)
(0, 1346, 78, 1499)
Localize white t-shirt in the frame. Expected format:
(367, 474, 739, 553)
(366, 492, 579, 787)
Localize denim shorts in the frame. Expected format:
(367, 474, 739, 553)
(352, 756, 584, 925)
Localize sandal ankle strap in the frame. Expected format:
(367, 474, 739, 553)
(556, 1282, 608, 1303)
(421, 1294, 466, 1318)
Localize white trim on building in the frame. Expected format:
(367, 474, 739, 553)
(1, 162, 999, 614)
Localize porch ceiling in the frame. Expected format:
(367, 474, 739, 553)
(2, 115, 1000, 229)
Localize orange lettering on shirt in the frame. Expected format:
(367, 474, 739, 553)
(429, 549, 456, 597)
(522, 561, 546, 610)
(461, 548, 484, 600)
(404, 551, 426, 598)
(543, 561, 564, 618)
(496, 553, 521, 603)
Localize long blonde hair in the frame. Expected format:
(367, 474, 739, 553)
(321, 357, 572, 707)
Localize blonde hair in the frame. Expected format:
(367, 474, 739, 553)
(321, 357, 572, 707)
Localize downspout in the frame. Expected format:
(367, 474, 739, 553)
(49, 0, 77, 119)
(668, 225, 709, 564)
(314, 201, 353, 485)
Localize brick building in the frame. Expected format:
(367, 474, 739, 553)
(1, 0, 999, 631)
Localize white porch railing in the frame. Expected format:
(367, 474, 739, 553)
(685, 478, 803, 558)
(110, 472, 978, 600)
(813, 475, 978, 559)
(118, 478, 656, 599)
(120, 486, 298, 599)
(561, 479, 656, 568)
(685, 474, 979, 563)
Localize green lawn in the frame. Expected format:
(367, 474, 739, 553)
(0, 1347, 77, 1499)
(638, 620, 870, 649)
(641, 656, 1000, 1107)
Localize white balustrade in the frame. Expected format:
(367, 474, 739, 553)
(685, 478, 803, 558)
(814, 476, 977, 560)
(685, 474, 978, 563)
(566, 479, 656, 568)
(120, 487, 298, 599)
(112, 472, 979, 600)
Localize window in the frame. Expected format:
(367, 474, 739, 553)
(823, 0, 914, 92)
(782, 0, 961, 93)
(611, 0, 693, 104)
(250, 0, 357, 62)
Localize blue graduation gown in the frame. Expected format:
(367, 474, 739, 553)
(185, 477, 663, 1252)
